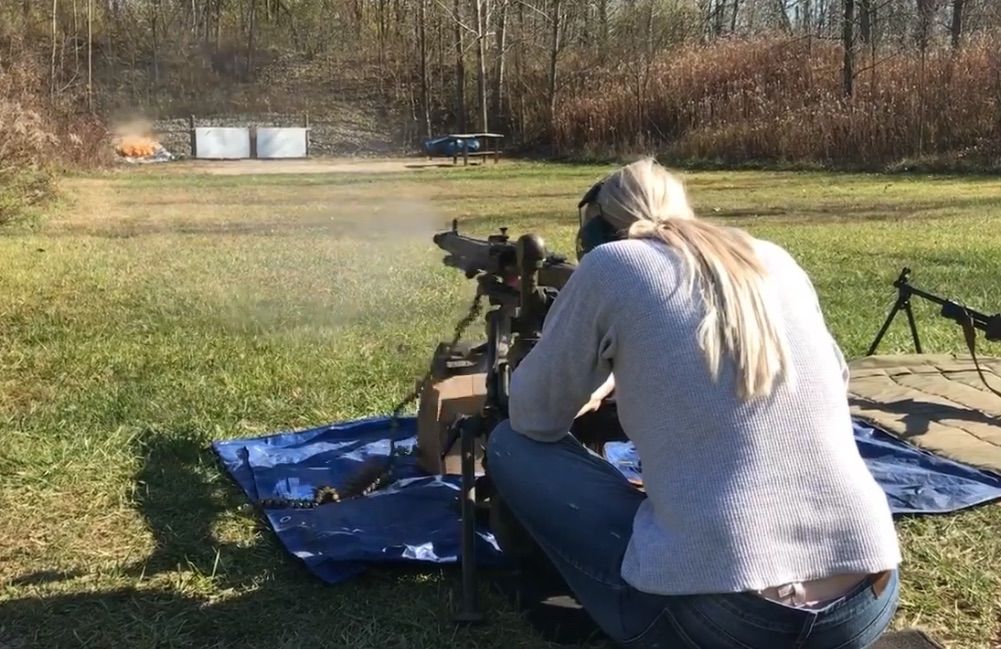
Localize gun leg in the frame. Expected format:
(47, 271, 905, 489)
(904, 299, 923, 354)
(868, 297, 904, 356)
(455, 417, 484, 624)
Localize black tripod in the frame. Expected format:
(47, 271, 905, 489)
(867, 268, 926, 355)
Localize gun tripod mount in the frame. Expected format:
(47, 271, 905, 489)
(867, 267, 1001, 356)
(430, 222, 577, 625)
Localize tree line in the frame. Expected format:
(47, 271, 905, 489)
(3, 0, 1001, 166)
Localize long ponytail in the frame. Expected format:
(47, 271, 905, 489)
(593, 159, 792, 400)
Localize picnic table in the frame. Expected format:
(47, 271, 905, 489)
(444, 132, 504, 165)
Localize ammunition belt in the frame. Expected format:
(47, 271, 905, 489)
(257, 443, 397, 510)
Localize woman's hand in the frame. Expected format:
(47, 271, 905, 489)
(575, 396, 604, 418)
(575, 374, 615, 419)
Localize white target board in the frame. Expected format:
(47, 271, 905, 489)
(194, 127, 251, 159)
(256, 128, 309, 159)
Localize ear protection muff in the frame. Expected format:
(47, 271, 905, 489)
(575, 181, 620, 261)
(576, 214, 619, 261)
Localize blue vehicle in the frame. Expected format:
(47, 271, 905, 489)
(423, 135, 481, 157)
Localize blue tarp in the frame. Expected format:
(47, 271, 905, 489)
(213, 417, 1001, 584)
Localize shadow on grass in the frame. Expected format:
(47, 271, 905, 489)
(0, 577, 475, 649)
(0, 430, 946, 649)
(129, 431, 261, 586)
(0, 430, 577, 648)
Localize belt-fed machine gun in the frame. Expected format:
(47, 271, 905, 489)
(868, 267, 1001, 355)
(420, 220, 626, 623)
(868, 267, 1001, 398)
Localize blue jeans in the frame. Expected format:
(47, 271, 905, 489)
(486, 421, 900, 649)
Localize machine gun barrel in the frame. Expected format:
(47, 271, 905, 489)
(433, 225, 516, 279)
(432, 220, 576, 291)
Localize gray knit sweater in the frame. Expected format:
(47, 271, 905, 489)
(508, 237, 901, 596)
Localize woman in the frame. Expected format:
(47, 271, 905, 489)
(486, 158, 901, 649)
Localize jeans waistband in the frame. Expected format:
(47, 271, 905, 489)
(755, 571, 886, 608)
(715, 570, 896, 626)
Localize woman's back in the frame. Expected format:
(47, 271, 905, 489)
(509, 235, 901, 596)
(497, 158, 900, 648)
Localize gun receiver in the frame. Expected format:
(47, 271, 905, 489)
(868, 267, 1001, 356)
(432, 219, 575, 293)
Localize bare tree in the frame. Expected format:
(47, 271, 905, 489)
(378, 0, 388, 98)
(419, 0, 432, 138)
(598, 0, 609, 48)
(842, 0, 855, 96)
(150, 0, 162, 87)
(72, 0, 79, 79)
(453, 0, 467, 132)
(859, 0, 872, 44)
(493, 0, 508, 122)
(797, 0, 812, 33)
(471, 0, 488, 132)
(548, 0, 561, 123)
(87, 0, 93, 110)
(915, 0, 937, 155)
(951, 0, 965, 49)
(247, 0, 257, 77)
(50, 0, 58, 99)
(915, 0, 936, 51)
(713, 0, 727, 35)
(776, 0, 793, 32)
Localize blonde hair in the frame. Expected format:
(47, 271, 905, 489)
(591, 158, 792, 400)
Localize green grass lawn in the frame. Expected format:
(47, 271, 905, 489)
(1, 161, 1000, 648)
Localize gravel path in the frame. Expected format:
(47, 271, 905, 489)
(128, 157, 492, 175)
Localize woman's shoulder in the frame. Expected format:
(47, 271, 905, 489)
(571, 240, 686, 303)
(749, 237, 818, 296)
(750, 237, 807, 273)
(585, 238, 687, 272)
(750, 236, 794, 260)
(587, 234, 802, 279)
